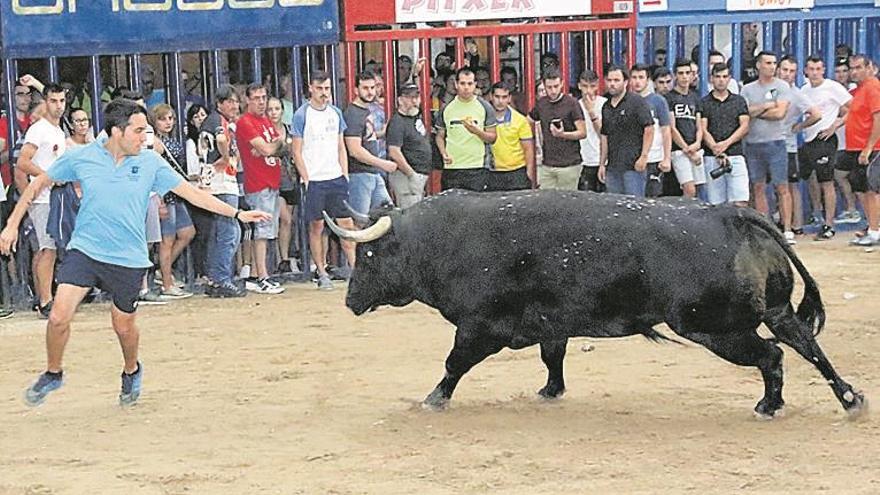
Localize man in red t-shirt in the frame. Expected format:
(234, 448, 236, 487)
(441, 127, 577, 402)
(842, 55, 880, 246)
(235, 83, 286, 293)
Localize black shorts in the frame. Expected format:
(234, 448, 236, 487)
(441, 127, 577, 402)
(280, 187, 300, 206)
(841, 151, 880, 193)
(485, 168, 530, 192)
(579, 166, 606, 193)
(57, 249, 146, 313)
(441, 168, 489, 192)
(836, 149, 857, 172)
(787, 152, 800, 183)
(303, 176, 350, 222)
(798, 136, 837, 183)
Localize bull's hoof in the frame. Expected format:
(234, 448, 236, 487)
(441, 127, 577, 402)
(537, 384, 566, 400)
(843, 390, 868, 419)
(422, 389, 450, 412)
(754, 398, 785, 420)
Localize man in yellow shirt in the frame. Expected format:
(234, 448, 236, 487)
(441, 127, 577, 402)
(488, 83, 535, 191)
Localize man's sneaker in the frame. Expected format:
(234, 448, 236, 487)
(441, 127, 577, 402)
(38, 301, 53, 319)
(209, 281, 247, 298)
(24, 371, 63, 406)
(329, 265, 352, 281)
(784, 231, 797, 245)
(317, 274, 334, 290)
(238, 264, 251, 279)
(0, 307, 13, 320)
(138, 289, 167, 305)
(834, 210, 862, 225)
(815, 225, 835, 241)
(247, 277, 285, 294)
(855, 235, 879, 247)
(119, 362, 143, 407)
(276, 259, 294, 274)
(808, 214, 824, 227)
(159, 286, 193, 300)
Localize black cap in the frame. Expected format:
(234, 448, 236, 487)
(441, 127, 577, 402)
(399, 83, 420, 96)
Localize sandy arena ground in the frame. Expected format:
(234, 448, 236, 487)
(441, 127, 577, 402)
(0, 237, 878, 494)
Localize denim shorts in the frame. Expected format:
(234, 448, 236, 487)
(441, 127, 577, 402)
(244, 188, 281, 240)
(303, 176, 350, 222)
(744, 140, 788, 187)
(159, 201, 194, 237)
(704, 154, 749, 205)
(348, 172, 393, 215)
(57, 249, 146, 313)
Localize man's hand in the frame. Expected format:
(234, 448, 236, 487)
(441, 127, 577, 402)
(376, 159, 398, 173)
(598, 165, 607, 183)
(461, 119, 481, 136)
(859, 149, 872, 166)
(711, 141, 729, 157)
(818, 126, 836, 141)
(659, 157, 672, 173)
(442, 153, 453, 165)
(0, 226, 18, 256)
(549, 121, 564, 138)
(238, 210, 273, 223)
(634, 155, 648, 172)
(158, 203, 169, 220)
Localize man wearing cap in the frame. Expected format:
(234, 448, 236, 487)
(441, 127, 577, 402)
(386, 83, 432, 207)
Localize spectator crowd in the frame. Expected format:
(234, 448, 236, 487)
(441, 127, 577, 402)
(2, 44, 879, 321)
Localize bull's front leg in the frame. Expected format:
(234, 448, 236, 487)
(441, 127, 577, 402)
(538, 340, 567, 399)
(423, 326, 506, 411)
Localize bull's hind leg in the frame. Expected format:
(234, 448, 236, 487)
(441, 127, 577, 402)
(423, 326, 506, 411)
(684, 330, 786, 418)
(765, 305, 865, 414)
(537, 340, 567, 399)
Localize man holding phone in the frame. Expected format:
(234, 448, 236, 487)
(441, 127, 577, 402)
(435, 68, 497, 191)
(528, 68, 586, 190)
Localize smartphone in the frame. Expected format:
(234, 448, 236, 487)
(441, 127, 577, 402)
(144, 125, 155, 150)
(551, 118, 563, 129)
(450, 119, 464, 125)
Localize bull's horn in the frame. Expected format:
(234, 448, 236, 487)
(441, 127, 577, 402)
(322, 211, 392, 242)
(342, 200, 371, 224)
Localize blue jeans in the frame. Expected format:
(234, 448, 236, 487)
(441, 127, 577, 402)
(348, 172, 392, 215)
(605, 169, 647, 197)
(206, 194, 240, 284)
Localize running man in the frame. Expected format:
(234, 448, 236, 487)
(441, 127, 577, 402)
(0, 99, 271, 407)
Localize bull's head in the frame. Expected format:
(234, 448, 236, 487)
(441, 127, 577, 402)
(322, 211, 416, 315)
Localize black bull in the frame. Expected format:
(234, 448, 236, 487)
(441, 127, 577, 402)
(324, 189, 865, 418)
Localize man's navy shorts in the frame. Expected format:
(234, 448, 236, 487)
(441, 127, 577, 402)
(302, 176, 350, 222)
(57, 250, 146, 313)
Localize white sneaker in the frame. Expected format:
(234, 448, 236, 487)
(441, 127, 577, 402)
(784, 231, 797, 245)
(247, 278, 284, 295)
(238, 264, 251, 279)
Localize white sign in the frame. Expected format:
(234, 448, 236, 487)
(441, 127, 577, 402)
(396, 0, 591, 23)
(639, 0, 667, 12)
(726, 0, 814, 11)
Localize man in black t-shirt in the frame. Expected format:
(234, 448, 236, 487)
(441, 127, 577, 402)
(598, 65, 654, 196)
(700, 63, 751, 206)
(343, 71, 397, 216)
(387, 84, 432, 208)
(665, 59, 705, 198)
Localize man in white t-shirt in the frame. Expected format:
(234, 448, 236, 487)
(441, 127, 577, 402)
(291, 71, 357, 291)
(576, 70, 607, 192)
(797, 56, 852, 239)
(15, 84, 67, 317)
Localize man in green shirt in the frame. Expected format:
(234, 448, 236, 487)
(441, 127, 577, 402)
(435, 68, 497, 191)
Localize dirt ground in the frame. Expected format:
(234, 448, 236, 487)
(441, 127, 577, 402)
(0, 236, 878, 495)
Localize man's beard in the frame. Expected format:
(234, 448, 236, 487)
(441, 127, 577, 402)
(402, 106, 419, 117)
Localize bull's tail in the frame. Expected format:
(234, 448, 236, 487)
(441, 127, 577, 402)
(739, 212, 826, 337)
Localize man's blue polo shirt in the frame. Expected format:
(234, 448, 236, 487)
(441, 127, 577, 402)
(47, 138, 182, 268)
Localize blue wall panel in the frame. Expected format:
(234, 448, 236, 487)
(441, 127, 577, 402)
(0, 1, 340, 58)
